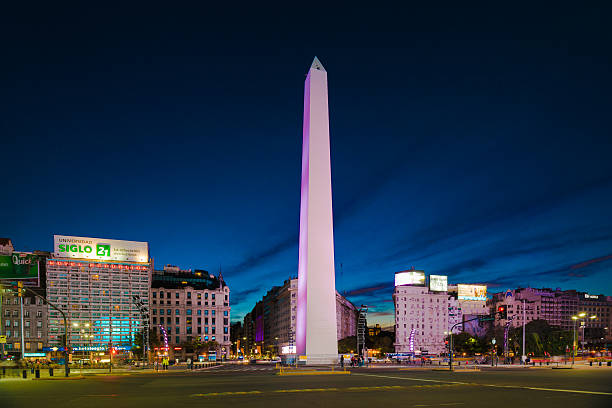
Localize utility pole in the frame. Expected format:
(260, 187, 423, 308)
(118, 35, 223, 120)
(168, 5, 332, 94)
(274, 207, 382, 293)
(522, 299, 526, 364)
(0, 288, 5, 358)
(19, 282, 25, 360)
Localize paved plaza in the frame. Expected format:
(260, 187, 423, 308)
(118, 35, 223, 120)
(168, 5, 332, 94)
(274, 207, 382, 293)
(1, 365, 611, 408)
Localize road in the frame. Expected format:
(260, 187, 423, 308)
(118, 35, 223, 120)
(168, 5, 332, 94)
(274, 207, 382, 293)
(1, 365, 611, 408)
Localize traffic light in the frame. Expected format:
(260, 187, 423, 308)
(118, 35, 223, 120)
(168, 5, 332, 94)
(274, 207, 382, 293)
(17, 281, 23, 297)
(497, 305, 507, 319)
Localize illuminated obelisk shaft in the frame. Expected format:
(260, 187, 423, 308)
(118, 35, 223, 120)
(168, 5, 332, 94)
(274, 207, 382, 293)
(296, 57, 338, 364)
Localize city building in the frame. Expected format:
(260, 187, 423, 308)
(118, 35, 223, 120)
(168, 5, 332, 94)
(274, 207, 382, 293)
(46, 235, 151, 357)
(150, 265, 231, 358)
(243, 278, 357, 356)
(393, 270, 489, 355)
(0, 238, 14, 255)
(394, 284, 450, 355)
(489, 287, 612, 344)
(1, 288, 48, 356)
(0, 239, 49, 357)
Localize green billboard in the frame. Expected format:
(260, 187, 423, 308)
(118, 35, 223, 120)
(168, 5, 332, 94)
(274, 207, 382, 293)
(0, 252, 40, 280)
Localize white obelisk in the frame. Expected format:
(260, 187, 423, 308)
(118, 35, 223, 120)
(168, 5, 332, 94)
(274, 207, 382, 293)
(296, 57, 338, 365)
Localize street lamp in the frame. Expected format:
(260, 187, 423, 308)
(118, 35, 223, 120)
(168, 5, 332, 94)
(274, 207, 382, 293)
(572, 313, 597, 365)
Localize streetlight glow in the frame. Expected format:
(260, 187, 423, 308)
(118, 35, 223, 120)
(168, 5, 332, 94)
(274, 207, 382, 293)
(578, 312, 586, 317)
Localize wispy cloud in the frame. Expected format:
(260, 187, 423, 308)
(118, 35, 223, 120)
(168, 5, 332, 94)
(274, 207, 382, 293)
(345, 281, 394, 296)
(226, 234, 297, 276)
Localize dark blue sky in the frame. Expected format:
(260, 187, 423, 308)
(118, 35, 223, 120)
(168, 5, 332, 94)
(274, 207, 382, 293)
(2, 3, 611, 325)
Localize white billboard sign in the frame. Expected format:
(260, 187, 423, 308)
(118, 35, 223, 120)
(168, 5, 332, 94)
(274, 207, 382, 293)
(394, 270, 425, 286)
(429, 275, 448, 292)
(457, 284, 487, 301)
(54, 235, 149, 263)
(281, 345, 296, 354)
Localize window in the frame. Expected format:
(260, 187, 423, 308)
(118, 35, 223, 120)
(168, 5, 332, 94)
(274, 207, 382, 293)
(160, 291, 164, 299)
(205, 310, 209, 316)
(25, 311, 30, 318)
(159, 310, 164, 315)
(204, 327, 208, 334)
(223, 311, 228, 316)
(175, 292, 179, 299)
(36, 321, 42, 328)
(223, 327, 228, 334)
(36, 311, 42, 318)
(212, 294, 215, 299)
(176, 317, 180, 325)
(152, 292, 157, 298)
(197, 317, 201, 324)
(153, 317, 157, 324)
(212, 310, 216, 316)
(167, 309, 171, 315)
(176, 309, 180, 315)
(187, 292, 191, 299)
(175, 327, 179, 334)
(186, 310, 192, 315)
(197, 310, 201, 315)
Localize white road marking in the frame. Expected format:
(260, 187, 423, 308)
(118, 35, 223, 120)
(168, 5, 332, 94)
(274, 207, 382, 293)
(353, 373, 612, 396)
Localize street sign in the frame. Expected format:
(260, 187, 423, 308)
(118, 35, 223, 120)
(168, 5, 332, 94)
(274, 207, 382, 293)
(0, 335, 6, 343)
(492, 339, 496, 344)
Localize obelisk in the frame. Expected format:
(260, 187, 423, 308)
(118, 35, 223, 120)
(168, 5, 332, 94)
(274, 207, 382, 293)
(296, 57, 338, 365)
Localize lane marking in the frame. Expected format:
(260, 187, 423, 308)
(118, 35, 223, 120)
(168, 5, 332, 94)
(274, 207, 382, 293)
(190, 384, 467, 398)
(353, 373, 612, 396)
(83, 394, 118, 397)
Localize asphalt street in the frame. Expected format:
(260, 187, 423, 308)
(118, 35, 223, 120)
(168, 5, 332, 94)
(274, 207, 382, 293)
(1, 365, 611, 408)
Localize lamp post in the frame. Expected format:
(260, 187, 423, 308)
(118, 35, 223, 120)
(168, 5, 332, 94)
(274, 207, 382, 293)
(571, 312, 590, 365)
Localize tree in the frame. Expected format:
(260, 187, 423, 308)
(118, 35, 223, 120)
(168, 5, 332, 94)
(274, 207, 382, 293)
(133, 328, 161, 355)
(191, 338, 220, 356)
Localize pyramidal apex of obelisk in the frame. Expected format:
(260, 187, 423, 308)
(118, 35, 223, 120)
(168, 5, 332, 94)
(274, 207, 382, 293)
(296, 57, 338, 365)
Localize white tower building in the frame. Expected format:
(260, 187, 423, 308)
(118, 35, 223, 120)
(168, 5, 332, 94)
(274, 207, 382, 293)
(296, 57, 338, 364)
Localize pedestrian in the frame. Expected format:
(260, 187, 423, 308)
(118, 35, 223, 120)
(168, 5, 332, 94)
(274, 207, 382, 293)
(340, 355, 344, 368)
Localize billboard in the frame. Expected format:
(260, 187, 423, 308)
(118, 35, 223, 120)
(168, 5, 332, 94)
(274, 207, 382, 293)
(0, 252, 40, 280)
(281, 345, 296, 354)
(53, 235, 148, 263)
(429, 275, 448, 292)
(457, 284, 487, 301)
(394, 270, 425, 286)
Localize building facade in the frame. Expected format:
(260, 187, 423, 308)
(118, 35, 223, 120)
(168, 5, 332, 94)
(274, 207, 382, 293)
(394, 273, 490, 355)
(150, 265, 231, 358)
(489, 287, 611, 343)
(0, 239, 49, 356)
(1, 289, 48, 355)
(46, 235, 151, 354)
(243, 278, 357, 356)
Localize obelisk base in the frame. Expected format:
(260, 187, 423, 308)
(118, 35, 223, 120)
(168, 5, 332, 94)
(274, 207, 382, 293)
(302, 354, 338, 366)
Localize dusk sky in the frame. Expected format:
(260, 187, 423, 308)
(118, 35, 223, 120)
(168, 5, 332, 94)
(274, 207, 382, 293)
(2, 4, 611, 326)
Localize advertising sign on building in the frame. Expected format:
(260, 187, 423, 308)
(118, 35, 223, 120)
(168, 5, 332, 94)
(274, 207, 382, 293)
(281, 345, 297, 354)
(457, 284, 487, 301)
(53, 235, 148, 263)
(394, 270, 425, 286)
(0, 252, 40, 280)
(429, 275, 448, 292)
